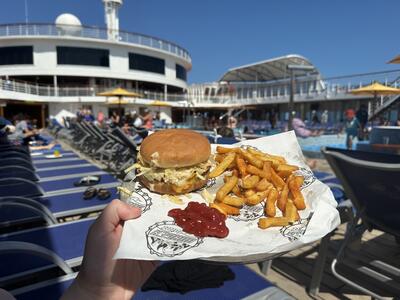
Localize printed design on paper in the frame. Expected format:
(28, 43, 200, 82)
(280, 213, 314, 242)
(230, 202, 265, 222)
(126, 185, 152, 214)
(145, 221, 203, 257)
(295, 167, 316, 189)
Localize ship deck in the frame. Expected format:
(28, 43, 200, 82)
(246, 158, 400, 300)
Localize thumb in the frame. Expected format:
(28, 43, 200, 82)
(98, 199, 141, 232)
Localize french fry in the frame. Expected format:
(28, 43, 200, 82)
(242, 175, 260, 189)
(236, 156, 248, 177)
(277, 183, 289, 212)
(222, 195, 244, 207)
(209, 152, 236, 178)
(288, 176, 306, 210)
(285, 199, 300, 222)
(244, 189, 256, 198)
(232, 185, 242, 197)
(211, 202, 240, 215)
(258, 217, 290, 229)
(247, 147, 286, 163)
(255, 178, 272, 191)
(240, 149, 264, 169)
(209, 203, 227, 216)
(265, 188, 278, 217)
(216, 146, 240, 154)
(231, 169, 239, 177)
(292, 175, 304, 187)
(214, 153, 225, 163)
(276, 164, 299, 173)
(247, 165, 263, 176)
(270, 168, 285, 190)
(246, 190, 268, 206)
(247, 148, 284, 168)
(262, 161, 272, 180)
(216, 175, 238, 201)
(277, 170, 292, 179)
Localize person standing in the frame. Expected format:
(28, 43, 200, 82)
(356, 104, 368, 141)
(345, 109, 360, 149)
(227, 114, 237, 129)
(142, 109, 153, 129)
(321, 110, 329, 125)
(111, 111, 120, 127)
(269, 109, 277, 129)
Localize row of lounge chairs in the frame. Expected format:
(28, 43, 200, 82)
(0, 138, 121, 298)
(51, 119, 140, 175)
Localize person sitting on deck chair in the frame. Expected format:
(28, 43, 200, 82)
(292, 112, 322, 138)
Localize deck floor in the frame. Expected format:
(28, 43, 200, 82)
(246, 158, 400, 300)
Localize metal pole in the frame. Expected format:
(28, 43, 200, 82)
(288, 70, 295, 131)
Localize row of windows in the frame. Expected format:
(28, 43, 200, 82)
(0, 46, 187, 81)
(0, 46, 33, 65)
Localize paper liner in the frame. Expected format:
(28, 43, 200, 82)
(114, 131, 340, 261)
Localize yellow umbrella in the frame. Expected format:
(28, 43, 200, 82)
(149, 100, 172, 107)
(350, 82, 400, 116)
(97, 87, 142, 98)
(97, 87, 142, 115)
(350, 82, 400, 97)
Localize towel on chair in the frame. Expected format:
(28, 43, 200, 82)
(141, 260, 235, 294)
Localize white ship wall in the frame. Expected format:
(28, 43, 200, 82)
(0, 37, 188, 89)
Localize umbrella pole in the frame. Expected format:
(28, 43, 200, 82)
(118, 96, 122, 119)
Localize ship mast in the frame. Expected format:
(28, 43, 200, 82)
(103, 0, 123, 40)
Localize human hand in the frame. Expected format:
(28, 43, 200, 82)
(62, 199, 157, 300)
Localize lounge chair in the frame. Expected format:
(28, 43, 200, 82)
(0, 178, 44, 198)
(1, 158, 34, 171)
(321, 147, 400, 298)
(0, 181, 118, 233)
(0, 166, 39, 182)
(0, 151, 31, 161)
(0, 217, 95, 289)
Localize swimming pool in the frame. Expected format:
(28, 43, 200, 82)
(298, 134, 349, 158)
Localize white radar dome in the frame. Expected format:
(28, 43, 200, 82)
(55, 13, 82, 34)
(56, 13, 82, 27)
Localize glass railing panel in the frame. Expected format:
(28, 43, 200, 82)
(0, 24, 191, 62)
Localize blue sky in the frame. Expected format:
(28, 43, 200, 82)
(1, 0, 400, 83)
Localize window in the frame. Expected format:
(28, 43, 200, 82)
(57, 46, 109, 67)
(129, 53, 165, 74)
(176, 64, 187, 81)
(0, 46, 33, 65)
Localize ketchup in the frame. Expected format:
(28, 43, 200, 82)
(168, 202, 229, 238)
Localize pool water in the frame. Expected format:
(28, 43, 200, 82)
(298, 134, 351, 158)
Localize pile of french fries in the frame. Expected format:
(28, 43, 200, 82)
(207, 146, 306, 229)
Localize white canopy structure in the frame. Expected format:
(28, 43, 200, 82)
(219, 54, 320, 82)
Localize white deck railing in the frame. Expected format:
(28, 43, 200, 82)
(1, 69, 400, 108)
(0, 23, 191, 63)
